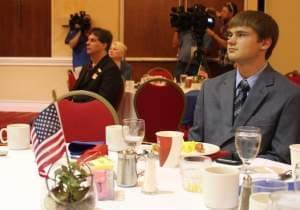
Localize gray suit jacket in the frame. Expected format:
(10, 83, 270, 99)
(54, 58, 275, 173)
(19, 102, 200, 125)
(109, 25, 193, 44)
(189, 64, 300, 163)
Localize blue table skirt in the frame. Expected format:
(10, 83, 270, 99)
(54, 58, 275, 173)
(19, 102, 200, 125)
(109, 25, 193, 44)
(182, 90, 199, 126)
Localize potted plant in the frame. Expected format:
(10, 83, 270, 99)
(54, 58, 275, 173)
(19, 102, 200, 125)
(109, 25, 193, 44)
(44, 160, 95, 210)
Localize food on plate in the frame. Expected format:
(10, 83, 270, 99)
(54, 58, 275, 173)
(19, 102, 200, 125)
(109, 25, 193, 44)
(181, 141, 205, 154)
(181, 141, 197, 153)
(152, 141, 206, 154)
(195, 142, 204, 153)
(151, 143, 159, 153)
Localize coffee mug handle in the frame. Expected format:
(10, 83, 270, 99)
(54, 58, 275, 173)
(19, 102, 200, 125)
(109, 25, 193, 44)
(0, 128, 8, 144)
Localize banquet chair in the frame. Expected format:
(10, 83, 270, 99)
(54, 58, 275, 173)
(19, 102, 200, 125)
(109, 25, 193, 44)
(286, 70, 300, 85)
(134, 78, 185, 143)
(56, 90, 119, 143)
(147, 67, 174, 80)
(67, 70, 77, 90)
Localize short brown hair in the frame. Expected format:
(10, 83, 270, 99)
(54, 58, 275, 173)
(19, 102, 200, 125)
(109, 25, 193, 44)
(228, 10, 279, 59)
(89, 27, 113, 51)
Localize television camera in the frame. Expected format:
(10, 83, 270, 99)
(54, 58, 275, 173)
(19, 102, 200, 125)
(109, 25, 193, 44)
(170, 4, 215, 69)
(68, 11, 91, 32)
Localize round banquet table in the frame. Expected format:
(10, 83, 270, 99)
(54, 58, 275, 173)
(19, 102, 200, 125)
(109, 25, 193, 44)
(0, 147, 291, 210)
(0, 148, 212, 210)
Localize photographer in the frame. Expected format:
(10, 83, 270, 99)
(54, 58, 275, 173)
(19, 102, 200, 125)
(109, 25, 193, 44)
(171, 5, 213, 82)
(206, 2, 238, 76)
(65, 11, 91, 78)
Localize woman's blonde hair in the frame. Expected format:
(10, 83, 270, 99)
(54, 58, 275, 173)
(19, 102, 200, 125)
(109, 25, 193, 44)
(111, 41, 128, 57)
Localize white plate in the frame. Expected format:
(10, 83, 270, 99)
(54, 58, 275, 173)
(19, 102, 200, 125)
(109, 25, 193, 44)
(139, 143, 220, 156)
(182, 143, 220, 156)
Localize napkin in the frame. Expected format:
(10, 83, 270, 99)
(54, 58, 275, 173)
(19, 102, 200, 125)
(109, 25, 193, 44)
(208, 150, 230, 161)
(77, 144, 108, 165)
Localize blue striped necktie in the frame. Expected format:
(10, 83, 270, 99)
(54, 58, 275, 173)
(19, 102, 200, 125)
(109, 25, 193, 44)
(233, 79, 250, 121)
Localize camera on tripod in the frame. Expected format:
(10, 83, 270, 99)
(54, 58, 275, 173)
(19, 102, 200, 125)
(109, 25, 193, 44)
(170, 4, 216, 69)
(170, 4, 215, 34)
(68, 11, 91, 32)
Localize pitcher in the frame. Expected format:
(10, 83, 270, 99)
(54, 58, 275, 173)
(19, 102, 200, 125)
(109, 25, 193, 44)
(117, 149, 139, 187)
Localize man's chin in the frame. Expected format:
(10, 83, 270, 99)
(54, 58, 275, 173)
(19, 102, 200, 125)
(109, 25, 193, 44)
(228, 55, 237, 62)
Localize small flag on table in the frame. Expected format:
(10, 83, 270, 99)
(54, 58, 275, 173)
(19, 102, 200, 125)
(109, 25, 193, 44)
(31, 103, 66, 178)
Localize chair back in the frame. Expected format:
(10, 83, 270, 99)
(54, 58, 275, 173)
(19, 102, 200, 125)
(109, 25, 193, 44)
(57, 90, 119, 143)
(286, 70, 300, 85)
(147, 67, 174, 80)
(134, 78, 185, 143)
(67, 70, 77, 90)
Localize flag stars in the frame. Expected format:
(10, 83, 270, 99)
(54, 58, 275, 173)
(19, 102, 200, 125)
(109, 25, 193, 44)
(33, 104, 61, 141)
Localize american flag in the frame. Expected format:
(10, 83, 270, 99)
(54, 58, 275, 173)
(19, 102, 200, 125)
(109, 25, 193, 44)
(31, 103, 66, 178)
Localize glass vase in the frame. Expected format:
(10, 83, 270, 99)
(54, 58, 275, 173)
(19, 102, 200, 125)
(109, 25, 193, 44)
(43, 159, 96, 210)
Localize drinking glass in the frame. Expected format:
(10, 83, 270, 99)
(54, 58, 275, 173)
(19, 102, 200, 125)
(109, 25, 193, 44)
(235, 126, 262, 174)
(122, 118, 145, 149)
(268, 191, 300, 210)
(180, 156, 212, 192)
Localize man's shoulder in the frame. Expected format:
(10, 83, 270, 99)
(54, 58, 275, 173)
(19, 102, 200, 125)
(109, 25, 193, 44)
(204, 70, 235, 86)
(261, 66, 300, 97)
(266, 66, 299, 87)
(100, 56, 118, 70)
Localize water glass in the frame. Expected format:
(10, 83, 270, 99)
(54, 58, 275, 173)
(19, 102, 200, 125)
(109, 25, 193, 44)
(122, 118, 145, 148)
(235, 126, 262, 174)
(180, 156, 212, 192)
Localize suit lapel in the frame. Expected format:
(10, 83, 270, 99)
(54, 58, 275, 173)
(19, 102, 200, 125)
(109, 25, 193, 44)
(233, 65, 274, 127)
(216, 71, 236, 146)
(220, 71, 236, 128)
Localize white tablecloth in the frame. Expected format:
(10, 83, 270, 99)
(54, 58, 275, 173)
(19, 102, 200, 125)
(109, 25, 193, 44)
(0, 147, 291, 210)
(0, 148, 210, 210)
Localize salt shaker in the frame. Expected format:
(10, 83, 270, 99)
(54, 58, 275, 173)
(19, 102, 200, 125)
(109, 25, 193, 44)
(142, 152, 157, 194)
(238, 174, 252, 210)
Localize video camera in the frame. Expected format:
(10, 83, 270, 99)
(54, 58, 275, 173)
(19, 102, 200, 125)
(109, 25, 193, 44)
(170, 4, 215, 33)
(68, 11, 91, 32)
(170, 4, 216, 69)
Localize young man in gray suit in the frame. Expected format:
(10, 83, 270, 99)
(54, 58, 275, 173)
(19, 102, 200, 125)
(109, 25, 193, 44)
(189, 11, 300, 163)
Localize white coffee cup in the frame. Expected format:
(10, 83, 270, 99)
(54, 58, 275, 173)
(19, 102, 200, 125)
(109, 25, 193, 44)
(249, 192, 271, 210)
(105, 125, 127, 151)
(0, 123, 30, 150)
(156, 131, 184, 168)
(202, 166, 240, 209)
(289, 144, 300, 178)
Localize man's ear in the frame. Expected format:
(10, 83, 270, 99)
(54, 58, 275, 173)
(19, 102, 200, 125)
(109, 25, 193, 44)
(261, 38, 272, 50)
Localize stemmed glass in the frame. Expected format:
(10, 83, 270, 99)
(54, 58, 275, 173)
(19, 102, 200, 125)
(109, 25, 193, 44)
(122, 118, 145, 150)
(235, 126, 262, 174)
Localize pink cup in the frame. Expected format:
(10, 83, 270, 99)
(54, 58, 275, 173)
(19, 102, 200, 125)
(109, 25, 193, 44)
(156, 131, 184, 167)
(93, 170, 114, 200)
